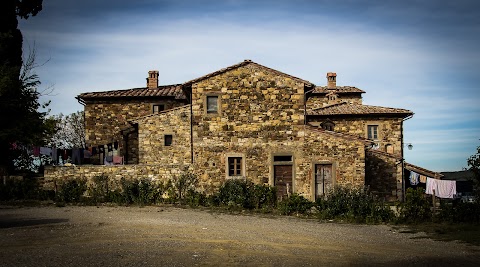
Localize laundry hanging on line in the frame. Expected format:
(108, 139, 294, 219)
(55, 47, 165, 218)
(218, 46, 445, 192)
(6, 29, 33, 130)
(425, 177, 456, 199)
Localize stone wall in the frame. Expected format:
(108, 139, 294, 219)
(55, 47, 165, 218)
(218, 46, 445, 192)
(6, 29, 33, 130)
(306, 94, 362, 110)
(301, 128, 366, 193)
(180, 64, 367, 199)
(308, 117, 403, 158)
(136, 105, 192, 166)
(190, 64, 308, 193)
(84, 99, 185, 150)
(365, 150, 402, 201)
(43, 164, 188, 191)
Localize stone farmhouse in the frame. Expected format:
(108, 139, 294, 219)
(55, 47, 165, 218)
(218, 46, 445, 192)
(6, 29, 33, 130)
(58, 60, 440, 201)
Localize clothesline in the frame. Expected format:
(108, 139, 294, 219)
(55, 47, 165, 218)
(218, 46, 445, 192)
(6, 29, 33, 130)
(409, 170, 457, 199)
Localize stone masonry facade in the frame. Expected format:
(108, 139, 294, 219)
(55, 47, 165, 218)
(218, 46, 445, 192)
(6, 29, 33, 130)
(44, 60, 426, 201)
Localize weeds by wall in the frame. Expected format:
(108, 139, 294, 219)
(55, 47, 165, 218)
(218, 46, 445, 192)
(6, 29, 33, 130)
(1, 173, 478, 225)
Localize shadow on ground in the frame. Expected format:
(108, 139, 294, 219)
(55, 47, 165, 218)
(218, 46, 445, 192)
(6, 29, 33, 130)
(0, 217, 68, 228)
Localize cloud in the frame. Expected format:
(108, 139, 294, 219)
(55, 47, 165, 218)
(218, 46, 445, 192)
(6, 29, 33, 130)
(19, 0, 480, 172)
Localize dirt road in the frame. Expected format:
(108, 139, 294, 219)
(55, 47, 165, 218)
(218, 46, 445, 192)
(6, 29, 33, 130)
(0, 205, 479, 266)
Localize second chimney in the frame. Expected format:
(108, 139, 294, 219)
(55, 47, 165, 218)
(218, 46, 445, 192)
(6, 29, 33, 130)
(326, 72, 337, 89)
(146, 70, 159, 89)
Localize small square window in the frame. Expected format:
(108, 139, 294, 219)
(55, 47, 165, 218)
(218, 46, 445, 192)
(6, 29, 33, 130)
(153, 104, 165, 113)
(367, 125, 378, 140)
(228, 157, 242, 176)
(206, 96, 218, 114)
(164, 135, 173, 146)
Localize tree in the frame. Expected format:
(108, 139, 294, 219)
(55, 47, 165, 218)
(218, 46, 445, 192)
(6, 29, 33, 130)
(48, 111, 86, 149)
(0, 0, 45, 173)
(467, 145, 480, 192)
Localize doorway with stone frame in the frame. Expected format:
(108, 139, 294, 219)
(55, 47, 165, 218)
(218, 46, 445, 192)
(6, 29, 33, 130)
(314, 164, 333, 200)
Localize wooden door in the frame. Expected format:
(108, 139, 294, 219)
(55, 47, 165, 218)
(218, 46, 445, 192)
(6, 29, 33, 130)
(315, 164, 333, 199)
(274, 165, 293, 199)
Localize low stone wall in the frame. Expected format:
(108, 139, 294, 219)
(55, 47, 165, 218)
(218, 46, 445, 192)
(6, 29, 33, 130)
(43, 164, 189, 191)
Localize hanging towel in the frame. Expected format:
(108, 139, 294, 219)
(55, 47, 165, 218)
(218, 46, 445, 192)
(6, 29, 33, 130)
(419, 175, 427, 183)
(92, 147, 97, 155)
(99, 145, 104, 153)
(435, 179, 457, 199)
(409, 171, 420, 185)
(425, 177, 437, 195)
(33, 147, 40, 156)
(114, 141, 119, 150)
(107, 143, 113, 152)
(426, 178, 457, 199)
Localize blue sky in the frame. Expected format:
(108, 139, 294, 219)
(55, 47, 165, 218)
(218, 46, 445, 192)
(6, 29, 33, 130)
(19, 0, 480, 172)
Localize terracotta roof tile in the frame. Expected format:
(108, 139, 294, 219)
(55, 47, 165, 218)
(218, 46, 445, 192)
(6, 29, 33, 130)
(183, 59, 314, 87)
(77, 84, 186, 101)
(312, 86, 365, 94)
(309, 102, 413, 117)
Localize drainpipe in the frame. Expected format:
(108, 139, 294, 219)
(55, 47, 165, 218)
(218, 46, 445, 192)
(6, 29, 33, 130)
(401, 114, 413, 202)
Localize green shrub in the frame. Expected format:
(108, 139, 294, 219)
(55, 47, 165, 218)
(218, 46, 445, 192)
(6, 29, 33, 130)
(117, 178, 165, 205)
(213, 179, 276, 210)
(217, 179, 249, 209)
(438, 200, 480, 224)
(0, 177, 42, 200)
(184, 188, 207, 207)
(172, 172, 198, 204)
(315, 186, 393, 223)
(397, 188, 432, 223)
(278, 194, 313, 215)
(247, 184, 277, 211)
(88, 174, 110, 204)
(56, 179, 87, 203)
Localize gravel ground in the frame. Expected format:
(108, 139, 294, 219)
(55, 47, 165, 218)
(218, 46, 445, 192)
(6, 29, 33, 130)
(0, 205, 479, 267)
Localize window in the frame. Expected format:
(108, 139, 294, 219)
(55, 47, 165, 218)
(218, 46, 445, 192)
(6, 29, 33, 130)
(274, 155, 293, 162)
(320, 120, 335, 131)
(153, 104, 165, 113)
(206, 96, 218, 114)
(164, 135, 172, 146)
(367, 125, 378, 140)
(228, 157, 242, 176)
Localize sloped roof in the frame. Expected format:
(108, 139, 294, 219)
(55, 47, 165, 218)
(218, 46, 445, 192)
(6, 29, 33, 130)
(77, 84, 186, 101)
(183, 59, 314, 87)
(405, 162, 444, 179)
(312, 86, 365, 94)
(309, 102, 413, 117)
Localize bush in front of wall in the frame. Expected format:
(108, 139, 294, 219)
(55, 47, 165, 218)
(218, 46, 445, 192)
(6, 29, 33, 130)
(0, 177, 41, 201)
(397, 188, 432, 223)
(247, 183, 277, 211)
(88, 174, 110, 204)
(213, 179, 277, 211)
(56, 179, 87, 203)
(216, 179, 249, 209)
(118, 177, 165, 205)
(437, 199, 480, 224)
(315, 186, 394, 223)
(277, 194, 313, 215)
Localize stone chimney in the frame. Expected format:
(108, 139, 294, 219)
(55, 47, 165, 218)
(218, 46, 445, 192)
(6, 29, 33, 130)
(146, 70, 159, 89)
(326, 72, 337, 89)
